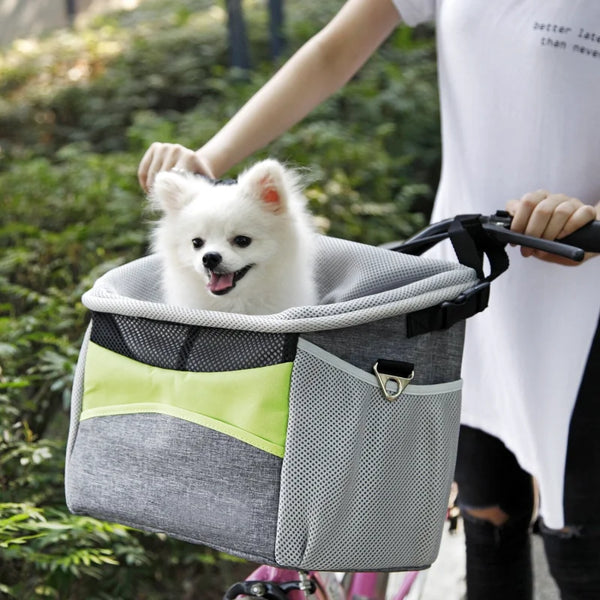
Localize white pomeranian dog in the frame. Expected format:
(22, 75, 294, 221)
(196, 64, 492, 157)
(149, 159, 317, 315)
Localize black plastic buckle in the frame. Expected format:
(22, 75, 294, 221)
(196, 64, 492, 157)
(439, 281, 490, 327)
(406, 281, 490, 337)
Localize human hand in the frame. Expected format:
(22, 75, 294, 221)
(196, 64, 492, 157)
(506, 190, 598, 265)
(137, 142, 216, 192)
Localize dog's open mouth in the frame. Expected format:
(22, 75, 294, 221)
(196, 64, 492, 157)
(206, 265, 252, 295)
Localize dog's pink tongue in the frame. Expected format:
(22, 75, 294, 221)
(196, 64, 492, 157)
(208, 272, 234, 293)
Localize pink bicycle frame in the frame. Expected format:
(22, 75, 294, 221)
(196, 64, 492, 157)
(237, 566, 420, 600)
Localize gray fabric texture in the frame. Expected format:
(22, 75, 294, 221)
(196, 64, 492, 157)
(66, 414, 282, 564)
(304, 316, 465, 384)
(275, 340, 461, 571)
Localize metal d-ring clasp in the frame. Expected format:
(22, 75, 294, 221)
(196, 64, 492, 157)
(373, 360, 414, 401)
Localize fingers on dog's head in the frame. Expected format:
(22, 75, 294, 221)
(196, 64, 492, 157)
(149, 171, 197, 213)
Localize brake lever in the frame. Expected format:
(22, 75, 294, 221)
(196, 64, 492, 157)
(481, 211, 586, 262)
(481, 223, 585, 262)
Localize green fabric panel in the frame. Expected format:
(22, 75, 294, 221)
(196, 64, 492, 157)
(81, 342, 292, 457)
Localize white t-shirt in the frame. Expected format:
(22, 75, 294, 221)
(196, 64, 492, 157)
(391, 0, 600, 528)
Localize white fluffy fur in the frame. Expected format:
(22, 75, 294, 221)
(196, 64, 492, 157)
(149, 159, 317, 315)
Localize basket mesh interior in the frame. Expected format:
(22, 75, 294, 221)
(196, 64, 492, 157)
(90, 312, 298, 372)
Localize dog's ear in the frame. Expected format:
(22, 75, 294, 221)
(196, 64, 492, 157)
(149, 171, 194, 213)
(239, 159, 291, 214)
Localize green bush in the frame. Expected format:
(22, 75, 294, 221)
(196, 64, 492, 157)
(0, 1, 441, 597)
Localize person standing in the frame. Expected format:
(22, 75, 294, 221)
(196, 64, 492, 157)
(138, 2, 600, 597)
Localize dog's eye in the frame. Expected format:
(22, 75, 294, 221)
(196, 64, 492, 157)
(192, 238, 204, 249)
(233, 235, 252, 248)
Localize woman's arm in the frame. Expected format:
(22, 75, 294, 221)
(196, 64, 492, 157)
(138, 0, 401, 190)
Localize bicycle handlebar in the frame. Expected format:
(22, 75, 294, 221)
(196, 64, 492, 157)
(483, 211, 600, 260)
(387, 211, 599, 336)
(561, 219, 600, 253)
(389, 211, 600, 261)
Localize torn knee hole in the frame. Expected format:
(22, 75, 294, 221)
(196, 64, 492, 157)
(463, 505, 511, 527)
(540, 522, 583, 539)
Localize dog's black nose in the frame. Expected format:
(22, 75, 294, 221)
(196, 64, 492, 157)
(202, 252, 222, 270)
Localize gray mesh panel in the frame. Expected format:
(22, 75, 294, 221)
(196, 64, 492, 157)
(275, 340, 461, 571)
(66, 414, 281, 564)
(90, 312, 297, 372)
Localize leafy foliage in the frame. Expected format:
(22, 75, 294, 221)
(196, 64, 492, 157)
(1, 0, 440, 597)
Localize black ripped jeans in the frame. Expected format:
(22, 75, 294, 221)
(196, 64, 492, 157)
(454, 316, 600, 600)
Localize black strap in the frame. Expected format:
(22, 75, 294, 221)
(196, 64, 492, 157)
(375, 358, 414, 379)
(406, 215, 510, 337)
(447, 215, 509, 282)
(448, 216, 486, 278)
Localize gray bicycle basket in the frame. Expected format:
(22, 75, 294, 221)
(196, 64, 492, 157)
(65, 234, 478, 571)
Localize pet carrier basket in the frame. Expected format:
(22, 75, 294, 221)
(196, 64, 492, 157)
(65, 233, 482, 572)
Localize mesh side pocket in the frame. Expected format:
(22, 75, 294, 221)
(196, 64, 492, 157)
(275, 339, 461, 571)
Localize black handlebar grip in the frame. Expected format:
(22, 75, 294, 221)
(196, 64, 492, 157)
(560, 220, 600, 254)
